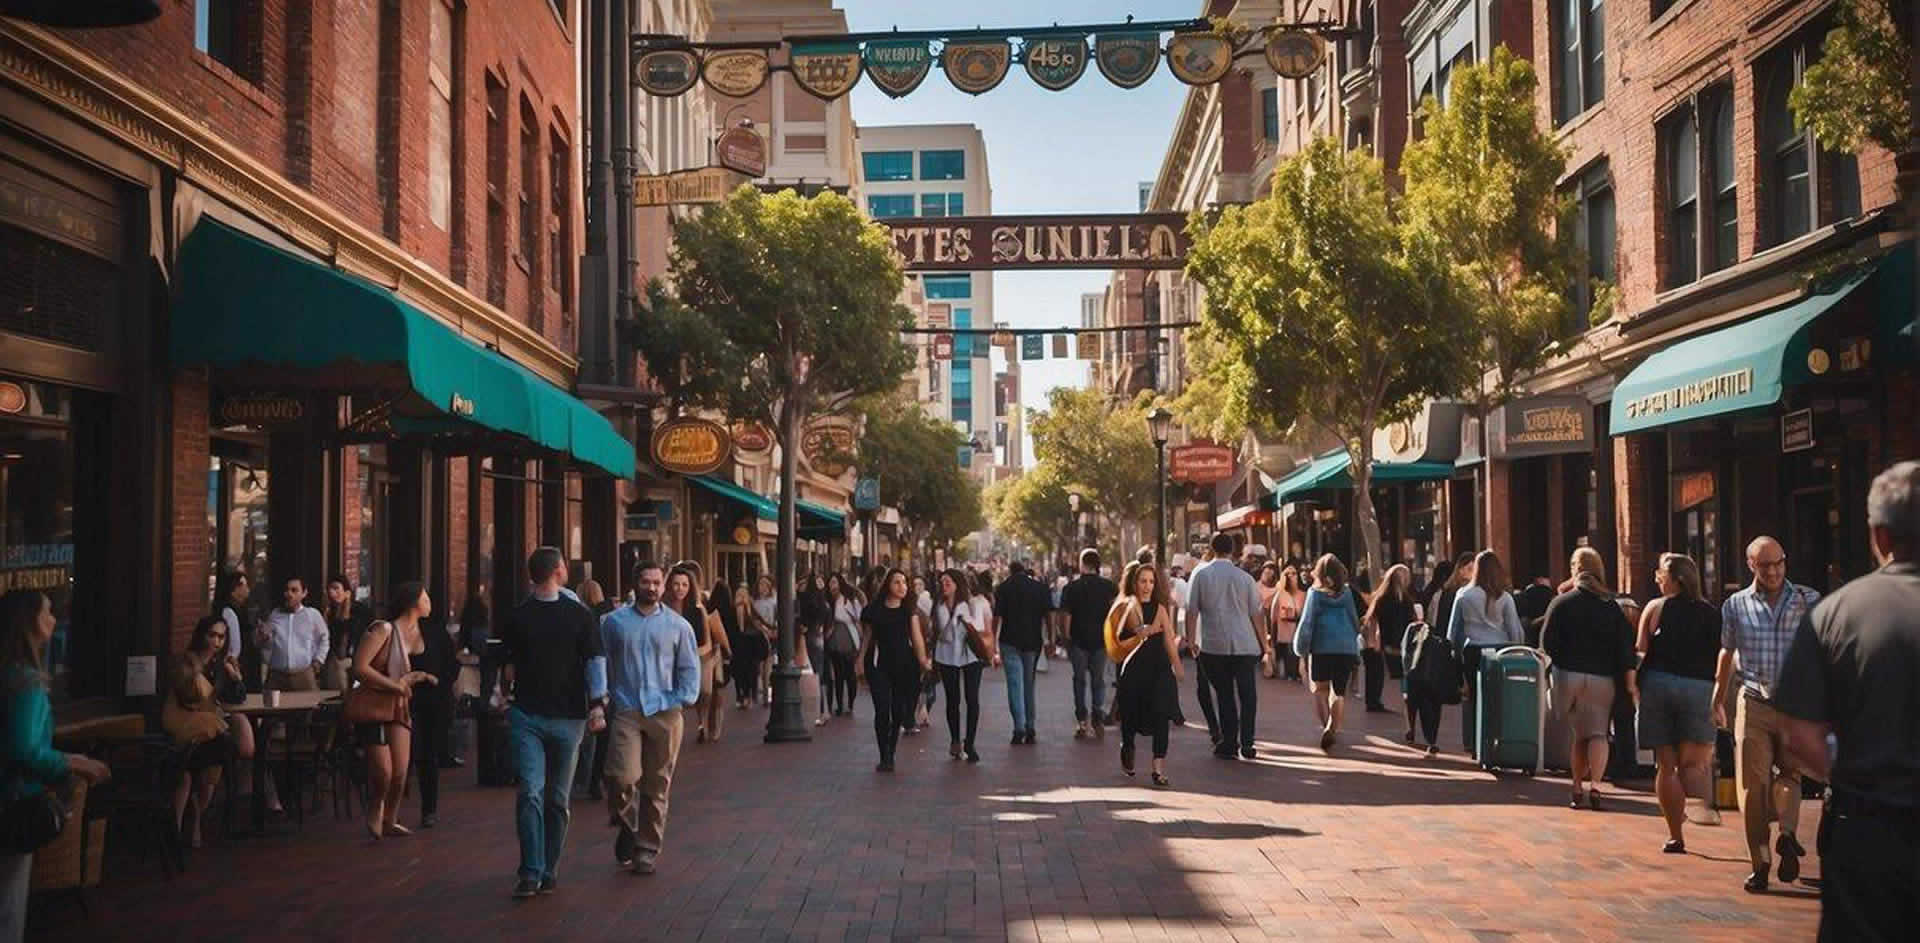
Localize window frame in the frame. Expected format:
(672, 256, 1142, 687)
(866, 194, 915, 219)
(861, 151, 913, 182)
(1554, 0, 1606, 124)
(1660, 103, 1700, 290)
(919, 149, 966, 181)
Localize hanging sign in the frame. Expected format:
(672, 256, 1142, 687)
(1094, 32, 1161, 88)
(715, 126, 767, 177)
(1265, 29, 1326, 79)
(1023, 35, 1088, 91)
(926, 302, 952, 328)
(1021, 334, 1044, 360)
(882, 213, 1190, 271)
(651, 418, 732, 476)
(943, 39, 1013, 95)
(854, 478, 881, 512)
(1781, 408, 1815, 453)
(635, 48, 700, 97)
(730, 420, 774, 456)
(1170, 442, 1235, 484)
(864, 39, 934, 97)
(802, 419, 857, 477)
(1167, 32, 1234, 85)
(791, 42, 863, 99)
(633, 167, 742, 206)
(0, 381, 28, 414)
(1077, 332, 1101, 359)
(1051, 334, 1069, 358)
(934, 334, 955, 360)
(701, 49, 770, 97)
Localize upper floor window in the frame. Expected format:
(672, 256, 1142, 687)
(426, 1, 457, 232)
(1566, 161, 1615, 327)
(867, 194, 915, 218)
(1261, 88, 1279, 142)
(1658, 84, 1736, 290)
(923, 274, 972, 300)
(1757, 28, 1863, 248)
(920, 150, 965, 180)
(196, 0, 261, 83)
(1661, 106, 1699, 289)
(920, 193, 964, 218)
(1652, 0, 1679, 17)
(1554, 0, 1605, 124)
(862, 151, 913, 181)
(1705, 89, 1737, 273)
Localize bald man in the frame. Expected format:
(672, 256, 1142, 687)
(1713, 535, 1822, 893)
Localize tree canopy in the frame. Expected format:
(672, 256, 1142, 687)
(856, 393, 984, 546)
(1791, 0, 1914, 154)
(984, 463, 1079, 559)
(1026, 387, 1160, 541)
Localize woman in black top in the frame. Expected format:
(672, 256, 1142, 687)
(1539, 547, 1637, 809)
(409, 602, 459, 829)
(855, 568, 931, 772)
(1427, 553, 1475, 646)
(1113, 561, 1181, 787)
(1634, 552, 1722, 852)
(1364, 565, 1420, 738)
(322, 574, 373, 691)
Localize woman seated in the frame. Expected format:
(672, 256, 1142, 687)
(164, 615, 257, 847)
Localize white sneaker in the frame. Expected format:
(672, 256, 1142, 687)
(1685, 798, 1723, 825)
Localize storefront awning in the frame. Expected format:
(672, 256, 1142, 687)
(1216, 504, 1272, 531)
(797, 499, 846, 535)
(690, 476, 843, 538)
(171, 221, 634, 478)
(1609, 250, 1899, 436)
(1259, 450, 1455, 510)
(691, 474, 777, 521)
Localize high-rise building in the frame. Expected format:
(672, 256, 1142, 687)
(856, 124, 995, 485)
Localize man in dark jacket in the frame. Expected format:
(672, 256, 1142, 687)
(994, 561, 1052, 744)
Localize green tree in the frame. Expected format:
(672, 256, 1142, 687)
(856, 394, 983, 556)
(1400, 46, 1578, 413)
(1185, 136, 1465, 577)
(1791, 0, 1914, 154)
(984, 463, 1079, 558)
(1026, 387, 1159, 545)
(1172, 320, 1283, 444)
(632, 186, 912, 738)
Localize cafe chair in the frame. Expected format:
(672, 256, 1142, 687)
(84, 736, 189, 879)
(295, 699, 359, 821)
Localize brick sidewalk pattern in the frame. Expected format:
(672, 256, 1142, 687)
(38, 662, 1819, 942)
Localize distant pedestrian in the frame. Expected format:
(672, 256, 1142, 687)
(1294, 554, 1362, 752)
(353, 581, 437, 841)
(1059, 549, 1118, 743)
(321, 574, 371, 691)
(1182, 548, 1222, 744)
(748, 576, 777, 706)
(1363, 564, 1416, 714)
(1428, 553, 1475, 645)
(1773, 461, 1920, 939)
(1256, 563, 1280, 678)
(798, 573, 831, 725)
(993, 561, 1050, 745)
(824, 573, 862, 718)
(1634, 552, 1721, 854)
(1445, 550, 1524, 752)
(911, 573, 937, 732)
(931, 569, 991, 763)
(1112, 561, 1181, 787)
(1539, 547, 1635, 810)
(212, 568, 251, 680)
(725, 583, 756, 709)
(1190, 532, 1271, 760)
(1268, 566, 1306, 681)
(600, 561, 699, 876)
(855, 568, 932, 772)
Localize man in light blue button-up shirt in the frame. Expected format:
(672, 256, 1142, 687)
(598, 561, 699, 875)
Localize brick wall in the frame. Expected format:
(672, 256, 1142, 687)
(1613, 434, 1656, 599)
(168, 369, 211, 651)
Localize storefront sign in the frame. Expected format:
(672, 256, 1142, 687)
(882, 213, 1189, 271)
(802, 419, 856, 477)
(0, 164, 120, 260)
(1376, 401, 1464, 464)
(0, 381, 25, 414)
(651, 418, 731, 475)
(854, 477, 881, 511)
(943, 39, 1013, 95)
(1674, 469, 1716, 511)
(1169, 442, 1234, 484)
(1093, 32, 1160, 88)
(634, 48, 700, 97)
(1023, 36, 1088, 91)
(448, 392, 475, 417)
(714, 126, 766, 178)
(1490, 395, 1592, 459)
(1265, 29, 1326, 79)
(701, 49, 770, 97)
(1781, 408, 1815, 453)
(791, 42, 863, 99)
(730, 421, 773, 456)
(1622, 368, 1754, 424)
(0, 566, 66, 593)
(864, 40, 934, 97)
(730, 521, 757, 546)
(216, 394, 304, 426)
(1167, 32, 1233, 85)
(633, 167, 743, 207)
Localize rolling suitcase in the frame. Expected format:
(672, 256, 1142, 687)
(1542, 660, 1572, 772)
(1476, 646, 1545, 775)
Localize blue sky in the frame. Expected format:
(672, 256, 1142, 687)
(837, 0, 1200, 456)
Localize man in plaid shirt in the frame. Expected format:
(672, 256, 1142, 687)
(1712, 535, 1821, 893)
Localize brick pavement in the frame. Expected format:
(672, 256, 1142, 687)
(36, 664, 1820, 942)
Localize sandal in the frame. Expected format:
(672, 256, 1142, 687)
(384, 823, 413, 837)
(1120, 741, 1135, 776)
(1150, 771, 1170, 788)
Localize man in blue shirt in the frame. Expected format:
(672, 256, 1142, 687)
(599, 560, 700, 875)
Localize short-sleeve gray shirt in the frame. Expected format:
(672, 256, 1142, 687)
(1190, 560, 1265, 656)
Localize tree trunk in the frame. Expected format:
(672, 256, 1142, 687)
(765, 342, 809, 741)
(1350, 442, 1384, 585)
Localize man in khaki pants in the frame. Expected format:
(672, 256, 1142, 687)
(1713, 536, 1821, 893)
(598, 561, 701, 875)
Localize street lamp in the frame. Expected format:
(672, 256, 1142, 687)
(1146, 407, 1174, 570)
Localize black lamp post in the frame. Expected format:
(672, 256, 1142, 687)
(1146, 407, 1174, 570)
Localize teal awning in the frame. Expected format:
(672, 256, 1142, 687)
(1260, 450, 1455, 510)
(691, 474, 777, 521)
(172, 221, 633, 478)
(1610, 249, 1903, 436)
(690, 476, 846, 540)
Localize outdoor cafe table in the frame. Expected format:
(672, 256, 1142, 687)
(228, 690, 336, 835)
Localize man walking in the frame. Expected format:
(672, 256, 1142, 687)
(1774, 462, 1920, 940)
(499, 547, 607, 899)
(1188, 533, 1271, 759)
(1058, 549, 1117, 742)
(1713, 535, 1820, 893)
(599, 560, 700, 875)
(994, 560, 1050, 743)
(255, 576, 329, 692)
(1183, 549, 1221, 745)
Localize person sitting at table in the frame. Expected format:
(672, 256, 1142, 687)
(354, 581, 437, 840)
(165, 616, 255, 847)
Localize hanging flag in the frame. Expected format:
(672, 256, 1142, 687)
(933, 334, 954, 360)
(1077, 332, 1102, 359)
(1021, 334, 1043, 361)
(1023, 35, 1088, 91)
(1094, 32, 1160, 89)
(943, 39, 1013, 95)
(864, 39, 933, 97)
(1051, 334, 1069, 358)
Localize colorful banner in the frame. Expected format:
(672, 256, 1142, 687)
(943, 39, 1013, 95)
(864, 40, 934, 97)
(791, 42, 863, 99)
(1094, 32, 1160, 88)
(1023, 35, 1088, 91)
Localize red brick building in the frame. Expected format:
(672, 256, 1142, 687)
(0, 1, 629, 718)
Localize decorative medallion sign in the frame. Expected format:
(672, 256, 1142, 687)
(790, 42, 863, 99)
(864, 40, 934, 97)
(0, 381, 25, 414)
(1169, 442, 1235, 484)
(714, 126, 766, 177)
(634, 48, 700, 97)
(730, 420, 774, 456)
(701, 49, 770, 97)
(943, 39, 1013, 95)
(1167, 32, 1234, 85)
(1094, 32, 1161, 88)
(802, 420, 857, 478)
(651, 418, 732, 476)
(1023, 36, 1088, 91)
(1264, 29, 1325, 79)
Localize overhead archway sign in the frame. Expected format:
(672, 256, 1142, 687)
(882, 213, 1190, 271)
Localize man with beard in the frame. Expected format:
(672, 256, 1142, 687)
(599, 560, 700, 875)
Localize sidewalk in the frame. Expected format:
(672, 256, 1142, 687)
(38, 660, 1819, 941)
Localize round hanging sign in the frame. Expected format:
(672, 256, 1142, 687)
(730, 420, 774, 456)
(1094, 31, 1161, 89)
(651, 417, 732, 476)
(1264, 29, 1326, 80)
(1167, 32, 1234, 85)
(701, 49, 770, 97)
(634, 48, 700, 97)
(864, 39, 934, 98)
(715, 125, 766, 177)
(1023, 36, 1088, 91)
(943, 39, 1013, 95)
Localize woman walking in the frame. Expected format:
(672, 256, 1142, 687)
(1, 590, 111, 940)
(1540, 547, 1637, 810)
(1635, 553, 1721, 852)
(353, 581, 436, 840)
(1267, 566, 1306, 681)
(1446, 550, 1526, 752)
(798, 574, 832, 726)
(932, 569, 993, 762)
(824, 573, 862, 717)
(1293, 555, 1364, 751)
(735, 577, 773, 708)
(408, 600, 459, 829)
(1112, 561, 1181, 787)
(749, 576, 777, 706)
(1365, 565, 1420, 736)
(1428, 554, 1475, 644)
(855, 569, 932, 772)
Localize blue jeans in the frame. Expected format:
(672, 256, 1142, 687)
(1068, 645, 1107, 722)
(509, 706, 587, 882)
(1001, 645, 1040, 733)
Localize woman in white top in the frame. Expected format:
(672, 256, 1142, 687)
(932, 568, 997, 762)
(824, 573, 863, 718)
(911, 574, 937, 731)
(1444, 549, 1526, 751)
(750, 575, 777, 706)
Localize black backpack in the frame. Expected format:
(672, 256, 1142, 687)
(1405, 622, 1462, 704)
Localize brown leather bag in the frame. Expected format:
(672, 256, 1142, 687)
(343, 627, 408, 725)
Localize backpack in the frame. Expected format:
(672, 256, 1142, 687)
(1404, 622, 1462, 704)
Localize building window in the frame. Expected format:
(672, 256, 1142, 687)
(1652, 0, 1677, 17)
(519, 98, 540, 267)
(1661, 105, 1698, 289)
(484, 75, 508, 307)
(920, 149, 965, 180)
(549, 129, 571, 325)
(1705, 89, 1737, 273)
(1568, 161, 1615, 326)
(1261, 88, 1278, 142)
(867, 194, 915, 218)
(426, 1, 456, 232)
(862, 151, 913, 181)
(1758, 27, 1863, 248)
(1554, 0, 1605, 123)
(195, 0, 260, 83)
(919, 193, 964, 218)
(952, 306, 973, 358)
(923, 274, 971, 299)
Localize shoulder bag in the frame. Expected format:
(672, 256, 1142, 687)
(0, 788, 67, 854)
(1104, 598, 1145, 665)
(344, 626, 409, 725)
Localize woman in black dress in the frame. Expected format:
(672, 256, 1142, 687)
(409, 603, 459, 829)
(854, 568, 931, 772)
(1113, 561, 1181, 788)
(1364, 565, 1420, 732)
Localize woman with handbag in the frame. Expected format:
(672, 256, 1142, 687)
(932, 569, 996, 763)
(1, 590, 110, 941)
(166, 616, 255, 847)
(350, 582, 437, 841)
(824, 574, 862, 718)
(855, 569, 932, 772)
(1293, 555, 1364, 753)
(667, 564, 726, 744)
(1111, 561, 1181, 787)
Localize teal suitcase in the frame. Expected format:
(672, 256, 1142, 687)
(1477, 646, 1545, 775)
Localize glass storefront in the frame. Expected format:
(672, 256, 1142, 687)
(0, 379, 93, 707)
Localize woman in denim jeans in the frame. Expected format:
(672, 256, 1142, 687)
(1633, 553, 1723, 853)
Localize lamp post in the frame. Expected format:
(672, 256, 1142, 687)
(1146, 407, 1174, 571)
